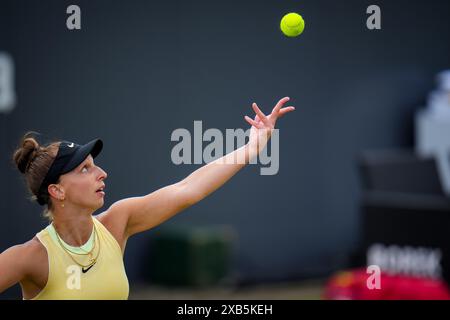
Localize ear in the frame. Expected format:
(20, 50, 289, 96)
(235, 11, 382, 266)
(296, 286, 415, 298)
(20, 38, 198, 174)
(48, 184, 65, 200)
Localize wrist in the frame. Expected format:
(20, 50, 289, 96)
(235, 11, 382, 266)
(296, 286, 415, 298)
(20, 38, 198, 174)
(245, 142, 259, 162)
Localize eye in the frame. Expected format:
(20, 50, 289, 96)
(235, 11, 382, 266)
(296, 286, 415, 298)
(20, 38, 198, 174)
(81, 166, 88, 173)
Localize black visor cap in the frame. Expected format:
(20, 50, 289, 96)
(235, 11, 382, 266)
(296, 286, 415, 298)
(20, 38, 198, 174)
(59, 139, 103, 175)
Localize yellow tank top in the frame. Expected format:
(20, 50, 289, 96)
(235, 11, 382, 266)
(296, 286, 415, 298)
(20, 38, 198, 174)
(31, 217, 129, 300)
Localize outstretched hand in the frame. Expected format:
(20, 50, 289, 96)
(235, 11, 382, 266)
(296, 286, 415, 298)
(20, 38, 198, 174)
(244, 97, 295, 154)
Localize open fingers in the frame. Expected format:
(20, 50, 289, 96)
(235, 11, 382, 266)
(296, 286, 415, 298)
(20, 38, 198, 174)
(252, 103, 271, 127)
(244, 115, 264, 128)
(271, 97, 290, 116)
(278, 106, 296, 118)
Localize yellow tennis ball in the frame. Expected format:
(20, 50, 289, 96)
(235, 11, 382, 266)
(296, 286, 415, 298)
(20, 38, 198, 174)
(280, 12, 305, 37)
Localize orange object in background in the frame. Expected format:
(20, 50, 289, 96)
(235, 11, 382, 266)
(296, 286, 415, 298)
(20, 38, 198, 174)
(324, 268, 450, 300)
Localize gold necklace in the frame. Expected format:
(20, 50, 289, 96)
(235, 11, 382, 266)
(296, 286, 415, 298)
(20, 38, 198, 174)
(55, 224, 101, 268)
(55, 224, 97, 257)
(58, 231, 100, 268)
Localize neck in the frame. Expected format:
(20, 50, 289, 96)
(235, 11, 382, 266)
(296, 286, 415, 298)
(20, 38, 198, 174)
(52, 207, 95, 247)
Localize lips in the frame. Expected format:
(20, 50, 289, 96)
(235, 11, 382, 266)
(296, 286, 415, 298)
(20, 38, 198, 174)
(95, 184, 106, 194)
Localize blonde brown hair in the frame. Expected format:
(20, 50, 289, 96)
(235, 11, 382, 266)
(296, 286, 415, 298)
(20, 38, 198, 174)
(12, 132, 61, 219)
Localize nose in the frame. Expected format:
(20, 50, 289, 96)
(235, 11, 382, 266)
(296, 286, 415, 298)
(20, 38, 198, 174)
(97, 166, 108, 181)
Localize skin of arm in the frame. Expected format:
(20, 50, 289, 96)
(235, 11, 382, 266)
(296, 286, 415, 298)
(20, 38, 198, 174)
(0, 244, 33, 293)
(90, 98, 294, 240)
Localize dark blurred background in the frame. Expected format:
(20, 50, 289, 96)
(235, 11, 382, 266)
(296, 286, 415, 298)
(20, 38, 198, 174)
(1, 0, 450, 299)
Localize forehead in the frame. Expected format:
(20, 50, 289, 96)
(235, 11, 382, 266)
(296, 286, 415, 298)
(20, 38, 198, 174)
(78, 154, 94, 167)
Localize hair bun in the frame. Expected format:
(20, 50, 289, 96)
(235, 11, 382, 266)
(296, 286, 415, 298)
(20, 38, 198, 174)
(13, 133, 40, 174)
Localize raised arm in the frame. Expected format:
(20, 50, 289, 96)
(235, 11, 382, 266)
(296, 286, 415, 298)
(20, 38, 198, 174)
(104, 97, 295, 238)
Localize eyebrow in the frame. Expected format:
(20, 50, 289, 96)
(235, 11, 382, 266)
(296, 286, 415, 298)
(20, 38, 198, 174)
(78, 158, 94, 169)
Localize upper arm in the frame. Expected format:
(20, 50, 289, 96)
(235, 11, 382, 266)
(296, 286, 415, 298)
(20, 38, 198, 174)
(0, 245, 30, 294)
(103, 181, 196, 239)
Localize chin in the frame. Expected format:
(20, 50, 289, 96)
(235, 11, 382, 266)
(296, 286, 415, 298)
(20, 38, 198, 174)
(88, 200, 104, 211)
(95, 200, 105, 210)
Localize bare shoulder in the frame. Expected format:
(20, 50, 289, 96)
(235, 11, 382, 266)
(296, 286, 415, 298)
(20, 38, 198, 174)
(2, 237, 46, 263)
(17, 237, 49, 298)
(0, 236, 48, 292)
(20, 237, 48, 271)
(26, 237, 47, 256)
(95, 201, 131, 253)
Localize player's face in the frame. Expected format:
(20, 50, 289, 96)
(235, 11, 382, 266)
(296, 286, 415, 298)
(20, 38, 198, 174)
(59, 155, 108, 210)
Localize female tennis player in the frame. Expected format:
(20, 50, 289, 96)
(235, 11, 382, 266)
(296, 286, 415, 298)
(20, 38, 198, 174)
(0, 97, 294, 299)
